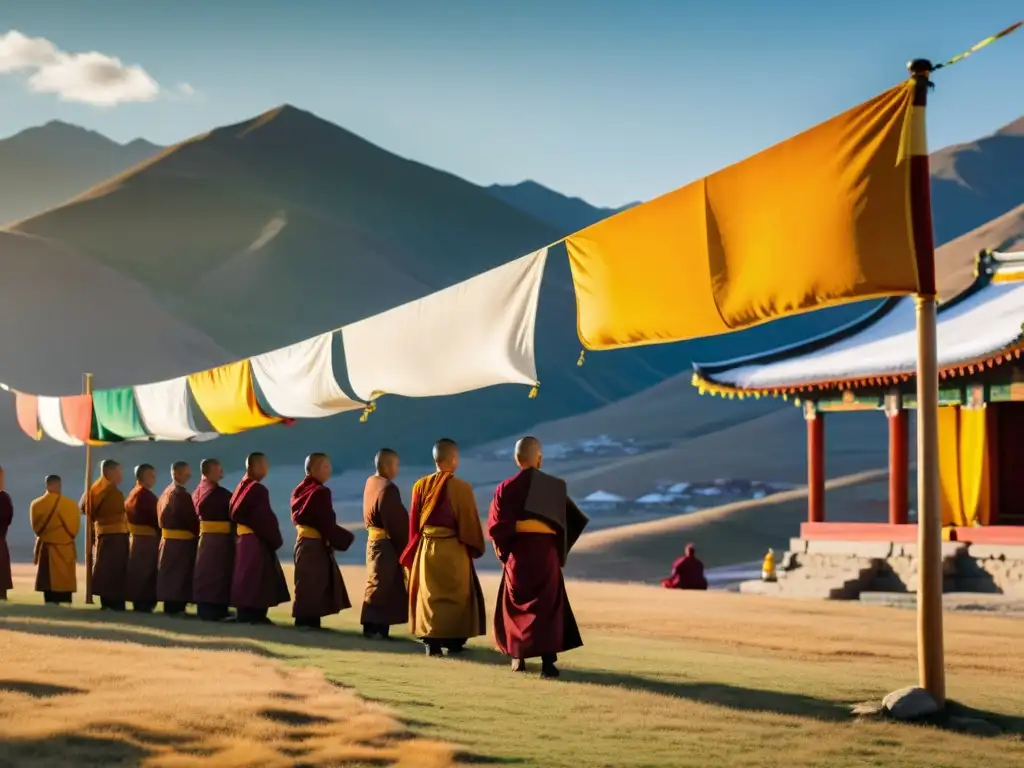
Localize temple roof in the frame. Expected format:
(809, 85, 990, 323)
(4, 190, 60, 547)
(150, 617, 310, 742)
(692, 250, 1024, 398)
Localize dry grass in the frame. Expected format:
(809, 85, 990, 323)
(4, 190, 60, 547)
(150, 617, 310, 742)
(3, 562, 1024, 767)
(0, 625, 458, 768)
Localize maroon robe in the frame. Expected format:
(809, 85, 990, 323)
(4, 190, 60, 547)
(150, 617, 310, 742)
(156, 484, 199, 604)
(0, 491, 13, 598)
(192, 478, 235, 607)
(124, 485, 160, 606)
(488, 469, 583, 659)
(229, 477, 290, 610)
(290, 476, 354, 619)
(360, 476, 410, 626)
(662, 550, 708, 590)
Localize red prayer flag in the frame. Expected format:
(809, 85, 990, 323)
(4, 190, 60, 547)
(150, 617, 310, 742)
(15, 392, 41, 440)
(60, 394, 94, 443)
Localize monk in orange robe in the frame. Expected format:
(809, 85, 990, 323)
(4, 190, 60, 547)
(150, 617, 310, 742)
(124, 464, 160, 613)
(361, 448, 410, 640)
(230, 452, 290, 624)
(83, 459, 129, 611)
(193, 458, 235, 622)
(157, 461, 199, 615)
(400, 439, 486, 657)
(488, 437, 587, 678)
(31, 475, 80, 603)
(290, 453, 354, 630)
(0, 466, 12, 600)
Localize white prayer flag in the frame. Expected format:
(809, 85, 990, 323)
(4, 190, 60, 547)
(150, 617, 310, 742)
(134, 376, 216, 441)
(341, 248, 547, 401)
(37, 396, 83, 446)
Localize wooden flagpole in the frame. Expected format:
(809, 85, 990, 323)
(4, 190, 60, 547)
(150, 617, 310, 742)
(907, 59, 945, 706)
(83, 372, 95, 605)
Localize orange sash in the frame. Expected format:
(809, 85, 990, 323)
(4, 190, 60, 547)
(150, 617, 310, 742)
(415, 471, 452, 531)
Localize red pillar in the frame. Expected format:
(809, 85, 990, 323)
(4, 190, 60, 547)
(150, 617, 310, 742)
(806, 407, 825, 523)
(889, 409, 910, 525)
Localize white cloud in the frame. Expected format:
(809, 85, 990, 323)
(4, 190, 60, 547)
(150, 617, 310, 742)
(176, 82, 196, 98)
(0, 29, 162, 106)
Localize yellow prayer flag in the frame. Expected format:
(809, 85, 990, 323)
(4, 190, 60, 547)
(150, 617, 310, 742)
(567, 80, 927, 350)
(188, 361, 282, 434)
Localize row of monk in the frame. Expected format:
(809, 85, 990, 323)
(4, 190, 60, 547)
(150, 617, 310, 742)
(0, 436, 589, 678)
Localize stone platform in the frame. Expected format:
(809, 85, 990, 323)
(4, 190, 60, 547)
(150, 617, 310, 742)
(739, 538, 1024, 599)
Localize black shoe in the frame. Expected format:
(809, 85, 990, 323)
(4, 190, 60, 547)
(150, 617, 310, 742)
(425, 643, 443, 657)
(511, 658, 527, 673)
(541, 662, 560, 679)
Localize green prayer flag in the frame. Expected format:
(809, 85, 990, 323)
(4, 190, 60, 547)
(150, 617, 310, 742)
(92, 387, 149, 442)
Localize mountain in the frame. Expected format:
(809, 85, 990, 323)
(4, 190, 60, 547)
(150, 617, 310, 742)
(937, 200, 1024, 298)
(930, 115, 1024, 245)
(0, 121, 161, 226)
(487, 180, 637, 234)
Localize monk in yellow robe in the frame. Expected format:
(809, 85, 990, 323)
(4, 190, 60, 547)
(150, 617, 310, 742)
(83, 459, 129, 611)
(31, 474, 80, 604)
(399, 438, 486, 657)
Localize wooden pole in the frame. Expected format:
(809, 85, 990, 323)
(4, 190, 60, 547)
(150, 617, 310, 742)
(805, 403, 825, 524)
(907, 58, 945, 706)
(83, 372, 95, 605)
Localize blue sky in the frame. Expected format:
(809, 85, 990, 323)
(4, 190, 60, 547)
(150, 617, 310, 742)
(0, 1, 1020, 207)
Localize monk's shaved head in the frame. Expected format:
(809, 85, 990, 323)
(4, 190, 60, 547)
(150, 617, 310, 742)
(514, 436, 543, 470)
(375, 448, 399, 480)
(200, 458, 220, 477)
(171, 461, 191, 485)
(101, 459, 123, 486)
(432, 438, 459, 472)
(305, 453, 331, 483)
(246, 452, 268, 481)
(304, 453, 329, 474)
(45, 474, 61, 492)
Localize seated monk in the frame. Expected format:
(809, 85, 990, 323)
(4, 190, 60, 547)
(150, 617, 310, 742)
(83, 460, 129, 611)
(124, 464, 160, 613)
(0, 466, 12, 600)
(488, 437, 587, 678)
(31, 475, 80, 604)
(230, 453, 290, 624)
(192, 458, 235, 622)
(400, 438, 486, 657)
(291, 453, 355, 630)
(360, 448, 410, 640)
(661, 543, 708, 590)
(156, 461, 199, 616)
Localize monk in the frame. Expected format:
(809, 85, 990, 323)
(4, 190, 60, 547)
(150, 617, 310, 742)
(360, 448, 410, 639)
(193, 458, 235, 622)
(400, 438, 486, 657)
(290, 453, 354, 629)
(124, 464, 160, 613)
(157, 461, 199, 615)
(0, 466, 12, 600)
(31, 475, 80, 604)
(661, 543, 708, 590)
(488, 437, 587, 678)
(84, 459, 129, 611)
(230, 452, 290, 624)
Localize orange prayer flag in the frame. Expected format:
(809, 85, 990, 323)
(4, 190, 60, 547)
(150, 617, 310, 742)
(566, 80, 930, 350)
(15, 392, 41, 440)
(187, 361, 282, 435)
(60, 394, 95, 443)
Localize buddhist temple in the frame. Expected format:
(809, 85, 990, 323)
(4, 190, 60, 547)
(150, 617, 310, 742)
(692, 250, 1024, 598)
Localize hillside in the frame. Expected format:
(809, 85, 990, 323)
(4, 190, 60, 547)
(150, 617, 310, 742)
(0, 121, 159, 226)
(937, 200, 1024, 298)
(1, 105, 880, 472)
(487, 180, 636, 233)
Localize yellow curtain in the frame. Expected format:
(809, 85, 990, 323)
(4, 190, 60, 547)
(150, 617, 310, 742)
(565, 80, 922, 351)
(188, 361, 282, 434)
(936, 406, 992, 527)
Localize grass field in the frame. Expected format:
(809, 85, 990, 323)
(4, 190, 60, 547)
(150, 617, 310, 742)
(2, 564, 1024, 768)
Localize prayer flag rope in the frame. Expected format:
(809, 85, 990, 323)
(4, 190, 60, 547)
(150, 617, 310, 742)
(933, 21, 1021, 70)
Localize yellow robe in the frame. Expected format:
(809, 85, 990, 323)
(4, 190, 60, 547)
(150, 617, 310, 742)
(406, 472, 486, 640)
(31, 492, 80, 593)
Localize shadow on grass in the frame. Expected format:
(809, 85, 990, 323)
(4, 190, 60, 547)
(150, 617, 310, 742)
(0, 733, 152, 765)
(0, 680, 83, 698)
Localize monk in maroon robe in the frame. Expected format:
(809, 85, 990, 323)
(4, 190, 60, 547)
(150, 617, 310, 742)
(124, 464, 160, 613)
(192, 458, 235, 622)
(290, 453, 354, 629)
(156, 461, 199, 615)
(360, 448, 410, 639)
(230, 452, 290, 624)
(488, 437, 586, 678)
(661, 544, 708, 590)
(83, 459, 129, 611)
(0, 466, 13, 601)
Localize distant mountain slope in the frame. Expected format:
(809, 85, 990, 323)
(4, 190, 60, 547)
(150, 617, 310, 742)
(930, 115, 1024, 245)
(487, 180, 637, 234)
(937, 201, 1024, 298)
(0, 121, 160, 226)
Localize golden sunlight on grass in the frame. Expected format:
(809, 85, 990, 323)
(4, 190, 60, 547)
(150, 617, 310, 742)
(0, 628, 458, 767)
